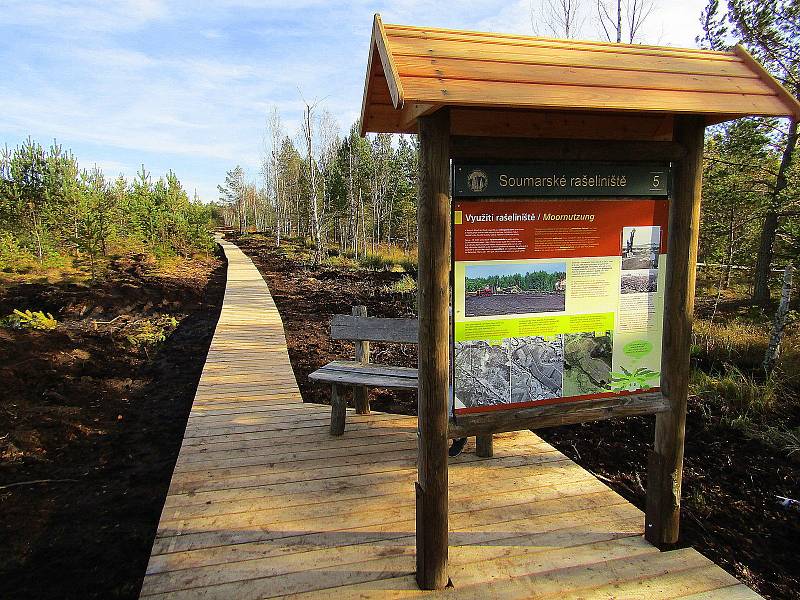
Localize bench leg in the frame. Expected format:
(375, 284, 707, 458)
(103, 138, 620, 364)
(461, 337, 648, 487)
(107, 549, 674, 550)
(330, 384, 346, 436)
(476, 434, 494, 458)
(353, 385, 370, 414)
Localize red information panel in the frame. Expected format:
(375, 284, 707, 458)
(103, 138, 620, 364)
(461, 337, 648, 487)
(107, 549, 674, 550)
(452, 198, 669, 415)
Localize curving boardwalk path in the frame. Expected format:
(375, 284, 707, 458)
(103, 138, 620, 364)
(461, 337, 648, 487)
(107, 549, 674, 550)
(140, 237, 762, 599)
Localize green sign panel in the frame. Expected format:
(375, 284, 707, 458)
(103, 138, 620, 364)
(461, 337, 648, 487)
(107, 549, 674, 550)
(453, 161, 670, 198)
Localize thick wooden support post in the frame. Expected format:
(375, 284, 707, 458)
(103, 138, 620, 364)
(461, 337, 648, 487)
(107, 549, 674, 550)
(645, 115, 705, 545)
(476, 434, 494, 457)
(415, 109, 450, 590)
(330, 384, 345, 436)
(352, 305, 371, 414)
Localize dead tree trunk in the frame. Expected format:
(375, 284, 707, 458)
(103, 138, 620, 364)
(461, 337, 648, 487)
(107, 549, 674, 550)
(764, 263, 794, 375)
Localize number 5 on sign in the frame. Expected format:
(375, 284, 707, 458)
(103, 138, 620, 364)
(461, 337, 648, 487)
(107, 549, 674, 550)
(650, 172, 664, 191)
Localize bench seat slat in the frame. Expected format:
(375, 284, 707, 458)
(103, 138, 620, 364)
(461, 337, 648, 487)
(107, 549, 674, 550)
(310, 360, 419, 390)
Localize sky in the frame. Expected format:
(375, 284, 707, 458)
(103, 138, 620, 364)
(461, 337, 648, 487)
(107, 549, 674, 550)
(1, 0, 709, 203)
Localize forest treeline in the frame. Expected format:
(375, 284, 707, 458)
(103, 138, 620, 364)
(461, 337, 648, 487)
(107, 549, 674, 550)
(465, 271, 566, 294)
(216, 113, 419, 265)
(0, 138, 214, 275)
(216, 0, 798, 305)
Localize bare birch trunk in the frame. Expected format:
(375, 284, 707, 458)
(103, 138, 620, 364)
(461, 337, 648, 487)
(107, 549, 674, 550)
(764, 263, 794, 375)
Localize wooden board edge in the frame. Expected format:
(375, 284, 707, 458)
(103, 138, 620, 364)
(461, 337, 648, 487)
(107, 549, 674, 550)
(734, 45, 800, 121)
(449, 393, 669, 438)
(374, 14, 405, 109)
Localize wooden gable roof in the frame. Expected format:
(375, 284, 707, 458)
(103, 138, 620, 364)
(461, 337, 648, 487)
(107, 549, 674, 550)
(360, 14, 800, 136)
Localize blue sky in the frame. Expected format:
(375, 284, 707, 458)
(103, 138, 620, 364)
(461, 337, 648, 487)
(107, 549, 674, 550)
(1, 0, 707, 202)
(467, 262, 566, 279)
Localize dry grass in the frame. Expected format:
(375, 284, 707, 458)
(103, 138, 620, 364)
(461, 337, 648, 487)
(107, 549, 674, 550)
(691, 316, 800, 457)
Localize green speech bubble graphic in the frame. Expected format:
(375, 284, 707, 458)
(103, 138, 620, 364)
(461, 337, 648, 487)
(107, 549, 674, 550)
(623, 340, 653, 359)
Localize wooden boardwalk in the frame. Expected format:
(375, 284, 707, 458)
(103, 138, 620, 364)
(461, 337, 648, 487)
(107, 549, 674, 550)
(140, 238, 762, 599)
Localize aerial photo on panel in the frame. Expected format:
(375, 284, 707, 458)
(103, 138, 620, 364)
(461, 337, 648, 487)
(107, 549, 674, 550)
(507, 336, 564, 403)
(563, 331, 613, 396)
(453, 340, 511, 408)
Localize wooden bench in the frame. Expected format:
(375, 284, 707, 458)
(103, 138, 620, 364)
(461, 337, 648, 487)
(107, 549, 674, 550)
(309, 306, 495, 456)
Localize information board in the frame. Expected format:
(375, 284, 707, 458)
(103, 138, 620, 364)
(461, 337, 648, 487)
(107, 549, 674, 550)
(452, 162, 670, 416)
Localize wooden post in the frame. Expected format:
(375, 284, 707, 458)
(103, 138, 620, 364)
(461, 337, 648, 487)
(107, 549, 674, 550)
(415, 109, 450, 590)
(476, 434, 494, 457)
(330, 384, 346, 436)
(645, 115, 705, 546)
(352, 305, 371, 414)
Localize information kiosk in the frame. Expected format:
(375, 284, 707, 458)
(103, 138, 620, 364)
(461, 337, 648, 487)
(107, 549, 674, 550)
(358, 14, 800, 590)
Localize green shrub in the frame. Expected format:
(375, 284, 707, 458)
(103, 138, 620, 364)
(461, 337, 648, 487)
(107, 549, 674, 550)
(359, 252, 394, 270)
(399, 256, 418, 275)
(0, 234, 38, 273)
(392, 274, 417, 294)
(1, 309, 58, 330)
(123, 315, 178, 355)
(326, 254, 359, 269)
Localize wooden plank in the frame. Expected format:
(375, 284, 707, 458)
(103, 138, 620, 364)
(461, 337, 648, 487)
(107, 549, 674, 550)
(313, 360, 418, 379)
(400, 102, 440, 130)
(162, 458, 581, 524)
(400, 76, 789, 117)
(359, 36, 381, 136)
(163, 452, 564, 519)
(141, 514, 645, 598)
(383, 24, 739, 61)
(386, 37, 757, 78)
(330, 314, 418, 343)
(257, 537, 657, 600)
(159, 468, 607, 549)
(174, 439, 419, 474)
(426, 547, 713, 600)
(174, 426, 418, 458)
(175, 431, 420, 466)
(309, 367, 418, 390)
(555, 564, 741, 600)
(168, 442, 567, 497)
(149, 492, 637, 578)
(153, 483, 626, 558)
(373, 14, 404, 108)
(449, 392, 669, 438)
(677, 584, 764, 599)
(450, 136, 685, 161)
(178, 418, 418, 447)
(450, 108, 674, 140)
(734, 45, 800, 119)
(393, 55, 770, 95)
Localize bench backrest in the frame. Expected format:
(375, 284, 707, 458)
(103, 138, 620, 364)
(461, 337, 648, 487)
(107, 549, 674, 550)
(331, 312, 418, 345)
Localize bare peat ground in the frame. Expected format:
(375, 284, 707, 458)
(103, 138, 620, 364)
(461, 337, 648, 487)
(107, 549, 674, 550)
(0, 250, 225, 599)
(464, 291, 565, 316)
(234, 235, 799, 600)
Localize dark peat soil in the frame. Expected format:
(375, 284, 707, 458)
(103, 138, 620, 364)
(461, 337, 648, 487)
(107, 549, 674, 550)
(0, 251, 226, 599)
